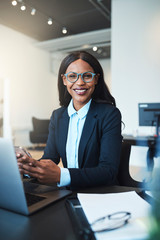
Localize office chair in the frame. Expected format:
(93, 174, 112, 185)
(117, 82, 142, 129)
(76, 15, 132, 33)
(29, 117, 50, 145)
(117, 141, 142, 188)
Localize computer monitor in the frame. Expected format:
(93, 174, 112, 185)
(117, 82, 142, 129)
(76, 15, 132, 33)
(139, 103, 160, 136)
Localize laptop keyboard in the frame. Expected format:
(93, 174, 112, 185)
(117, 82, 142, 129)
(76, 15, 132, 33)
(25, 192, 46, 207)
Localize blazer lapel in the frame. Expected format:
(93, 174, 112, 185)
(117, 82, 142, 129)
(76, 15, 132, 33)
(78, 101, 97, 168)
(58, 109, 69, 167)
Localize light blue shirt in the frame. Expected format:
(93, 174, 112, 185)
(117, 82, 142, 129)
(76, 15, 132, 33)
(58, 99, 92, 187)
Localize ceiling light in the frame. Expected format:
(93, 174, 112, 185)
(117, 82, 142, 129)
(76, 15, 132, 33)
(31, 8, 36, 15)
(93, 46, 98, 52)
(62, 27, 67, 34)
(82, 44, 91, 49)
(20, 3, 26, 11)
(12, 0, 17, 6)
(47, 18, 53, 25)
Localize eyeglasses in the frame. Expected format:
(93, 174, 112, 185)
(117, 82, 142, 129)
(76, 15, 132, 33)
(63, 71, 96, 83)
(91, 211, 131, 232)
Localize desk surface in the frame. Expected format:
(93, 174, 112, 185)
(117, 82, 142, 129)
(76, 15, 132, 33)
(123, 135, 157, 147)
(0, 185, 140, 240)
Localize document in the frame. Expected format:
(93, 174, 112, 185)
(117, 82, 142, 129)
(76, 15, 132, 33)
(78, 191, 151, 240)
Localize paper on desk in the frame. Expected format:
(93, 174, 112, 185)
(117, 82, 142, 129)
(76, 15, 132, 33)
(78, 191, 151, 240)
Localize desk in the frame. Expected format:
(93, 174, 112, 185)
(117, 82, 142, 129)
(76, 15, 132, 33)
(0, 185, 140, 240)
(123, 135, 157, 147)
(123, 135, 159, 172)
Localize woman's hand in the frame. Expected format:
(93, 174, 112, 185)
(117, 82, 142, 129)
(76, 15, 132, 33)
(15, 146, 32, 158)
(17, 156, 60, 184)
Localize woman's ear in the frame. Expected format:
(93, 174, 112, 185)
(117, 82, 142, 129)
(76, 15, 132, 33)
(61, 74, 67, 86)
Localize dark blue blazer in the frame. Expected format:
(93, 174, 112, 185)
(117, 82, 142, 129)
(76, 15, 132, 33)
(42, 100, 122, 189)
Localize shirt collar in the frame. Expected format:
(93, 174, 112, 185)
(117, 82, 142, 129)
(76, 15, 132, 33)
(68, 99, 92, 119)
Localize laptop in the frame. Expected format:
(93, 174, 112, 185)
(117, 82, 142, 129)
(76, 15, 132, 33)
(0, 138, 72, 215)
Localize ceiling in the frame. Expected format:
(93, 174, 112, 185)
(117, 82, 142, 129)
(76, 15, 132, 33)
(0, 0, 111, 58)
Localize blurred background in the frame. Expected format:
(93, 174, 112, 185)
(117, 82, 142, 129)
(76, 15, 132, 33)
(0, 0, 160, 169)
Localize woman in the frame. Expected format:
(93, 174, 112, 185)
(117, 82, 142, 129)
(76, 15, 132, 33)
(18, 51, 122, 189)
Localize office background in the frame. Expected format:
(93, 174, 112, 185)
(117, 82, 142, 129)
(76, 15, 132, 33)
(0, 0, 160, 166)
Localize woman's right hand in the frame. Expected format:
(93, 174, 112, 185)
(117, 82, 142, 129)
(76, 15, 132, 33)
(15, 146, 32, 158)
(15, 146, 32, 175)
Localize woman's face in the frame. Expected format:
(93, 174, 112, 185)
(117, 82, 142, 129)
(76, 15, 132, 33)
(62, 59, 98, 111)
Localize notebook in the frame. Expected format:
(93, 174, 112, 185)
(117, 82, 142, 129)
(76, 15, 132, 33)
(0, 138, 72, 215)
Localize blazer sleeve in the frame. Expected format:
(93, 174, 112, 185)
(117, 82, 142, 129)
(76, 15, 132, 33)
(68, 107, 123, 189)
(41, 110, 60, 164)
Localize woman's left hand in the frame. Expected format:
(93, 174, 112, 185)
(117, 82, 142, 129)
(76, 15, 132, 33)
(18, 156, 61, 184)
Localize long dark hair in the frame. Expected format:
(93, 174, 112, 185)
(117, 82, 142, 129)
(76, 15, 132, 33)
(58, 51, 116, 107)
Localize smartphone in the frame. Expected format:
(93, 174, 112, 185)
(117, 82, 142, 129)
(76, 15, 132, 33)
(14, 146, 32, 158)
(14, 146, 32, 178)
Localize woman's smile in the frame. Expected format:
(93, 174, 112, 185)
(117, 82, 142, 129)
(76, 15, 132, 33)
(62, 59, 98, 110)
(73, 87, 88, 95)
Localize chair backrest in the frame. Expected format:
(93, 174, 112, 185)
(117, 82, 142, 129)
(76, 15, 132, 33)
(29, 117, 50, 144)
(117, 141, 142, 188)
(32, 117, 50, 134)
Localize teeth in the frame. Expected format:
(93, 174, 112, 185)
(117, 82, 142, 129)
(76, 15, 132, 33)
(75, 89, 86, 93)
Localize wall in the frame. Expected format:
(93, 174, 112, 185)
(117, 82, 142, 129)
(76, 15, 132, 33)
(0, 24, 110, 147)
(99, 58, 111, 90)
(112, 0, 160, 167)
(0, 24, 59, 146)
(112, 0, 160, 136)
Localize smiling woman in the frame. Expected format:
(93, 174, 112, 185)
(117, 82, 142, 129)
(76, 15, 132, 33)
(17, 51, 122, 190)
(61, 59, 98, 110)
(58, 51, 115, 107)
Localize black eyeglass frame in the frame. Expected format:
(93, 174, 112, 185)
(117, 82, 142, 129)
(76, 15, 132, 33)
(91, 211, 131, 233)
(63, 71, 96, 83)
